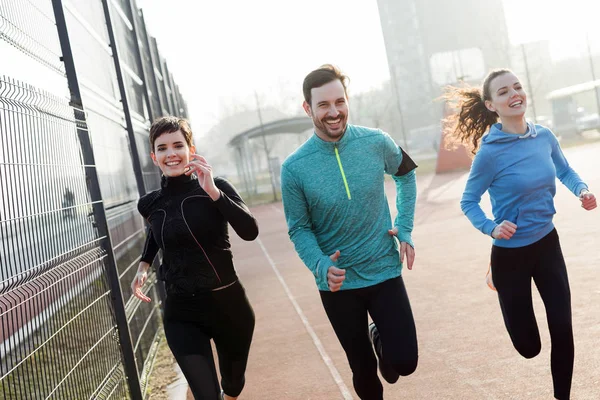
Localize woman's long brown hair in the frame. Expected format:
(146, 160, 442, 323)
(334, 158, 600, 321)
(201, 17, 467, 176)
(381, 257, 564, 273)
(442, 69, 512, 155)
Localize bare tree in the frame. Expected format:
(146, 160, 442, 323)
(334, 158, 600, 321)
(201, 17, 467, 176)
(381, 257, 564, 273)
(350, 81, 397, 131)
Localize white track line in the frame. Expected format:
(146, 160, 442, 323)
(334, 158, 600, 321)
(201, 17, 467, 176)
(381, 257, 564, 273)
(257, 237, 353, 400)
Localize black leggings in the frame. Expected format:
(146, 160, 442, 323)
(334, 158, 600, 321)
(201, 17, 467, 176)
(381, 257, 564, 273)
(163, 281, 255, 399)
(491, 229, 573, 400)
(320, 276, 418, 400)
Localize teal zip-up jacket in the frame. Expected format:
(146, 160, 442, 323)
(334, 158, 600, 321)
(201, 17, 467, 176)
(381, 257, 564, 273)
(281, 124, 417, 291)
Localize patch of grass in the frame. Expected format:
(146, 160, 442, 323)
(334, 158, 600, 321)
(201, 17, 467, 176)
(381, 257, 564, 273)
(0, 293, 126, 399)
(144, 336, 178, 400)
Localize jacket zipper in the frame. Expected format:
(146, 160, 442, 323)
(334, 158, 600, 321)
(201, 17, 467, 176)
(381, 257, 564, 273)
(334, 145, 351, 200)
(181, 196, 222, 283)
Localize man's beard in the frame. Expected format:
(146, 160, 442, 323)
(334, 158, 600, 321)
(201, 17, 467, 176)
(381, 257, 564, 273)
(313, 114, 347, 140)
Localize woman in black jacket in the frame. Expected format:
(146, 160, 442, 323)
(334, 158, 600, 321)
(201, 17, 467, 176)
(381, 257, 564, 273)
(131, 116, 258, 400)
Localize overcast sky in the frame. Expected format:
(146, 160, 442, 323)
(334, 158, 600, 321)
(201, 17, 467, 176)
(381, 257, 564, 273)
(138, 0, 600, 135)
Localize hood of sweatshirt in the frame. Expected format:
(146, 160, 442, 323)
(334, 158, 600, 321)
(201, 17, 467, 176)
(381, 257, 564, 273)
(482, 121, 538, 145)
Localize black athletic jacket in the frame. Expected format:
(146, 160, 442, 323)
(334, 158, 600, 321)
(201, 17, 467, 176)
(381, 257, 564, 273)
(138, 174, 258, 293)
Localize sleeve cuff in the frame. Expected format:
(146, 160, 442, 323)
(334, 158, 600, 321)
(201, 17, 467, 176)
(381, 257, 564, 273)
(316, 255, 333, 288)
(210, 189, 224, 203)
(396, 230, 414, 248)
(576, 184, 589, 197)
(483, 221, 498, 237)
(140, 256, 154, 264)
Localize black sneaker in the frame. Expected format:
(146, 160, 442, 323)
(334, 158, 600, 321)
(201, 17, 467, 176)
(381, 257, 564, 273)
(369, 322, 399, 384)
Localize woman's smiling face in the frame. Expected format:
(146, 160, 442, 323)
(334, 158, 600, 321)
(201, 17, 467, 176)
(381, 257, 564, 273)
(151, 130, 196, 177)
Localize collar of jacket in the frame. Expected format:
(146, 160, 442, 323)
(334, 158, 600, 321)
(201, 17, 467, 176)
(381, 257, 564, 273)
(310, 124, 352, 153)
(160, 173, 198, 195)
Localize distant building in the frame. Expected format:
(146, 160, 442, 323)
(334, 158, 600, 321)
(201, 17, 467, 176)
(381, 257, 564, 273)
(377, 0, 511, 143)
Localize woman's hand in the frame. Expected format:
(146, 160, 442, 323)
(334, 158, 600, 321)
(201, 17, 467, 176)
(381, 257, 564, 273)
(185, 154, 220, 201)
(131, 262, 151, 303)
(492, 220, 517, 240)
(579, 189, 597, 211)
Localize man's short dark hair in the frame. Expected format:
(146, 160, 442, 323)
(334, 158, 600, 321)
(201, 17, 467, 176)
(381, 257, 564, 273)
(303, 64, 349, 106)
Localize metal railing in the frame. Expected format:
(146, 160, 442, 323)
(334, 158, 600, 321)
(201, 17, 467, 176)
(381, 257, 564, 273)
(1, 0, 187, 398)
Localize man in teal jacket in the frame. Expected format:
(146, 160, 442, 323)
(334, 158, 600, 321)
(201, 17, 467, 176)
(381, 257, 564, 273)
(281, 64, 418, 399)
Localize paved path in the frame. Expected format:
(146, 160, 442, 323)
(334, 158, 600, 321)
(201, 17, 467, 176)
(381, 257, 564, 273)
(185, 142, 600, 399)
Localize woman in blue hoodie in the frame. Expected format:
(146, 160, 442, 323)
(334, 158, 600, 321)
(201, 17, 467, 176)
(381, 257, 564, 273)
(445, 69, 596, 400)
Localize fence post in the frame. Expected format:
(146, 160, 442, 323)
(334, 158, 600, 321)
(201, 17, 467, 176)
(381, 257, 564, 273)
(50, 1, 144, 399)
(100, 0, 147, 198)
(126, 0, 156, 123)
(123, 0, 169, 307)
(138, 11, 166, 118)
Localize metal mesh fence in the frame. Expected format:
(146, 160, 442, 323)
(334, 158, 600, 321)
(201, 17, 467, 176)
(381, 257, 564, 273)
(0, 77, 130, 400)
(0, 0, 65, 75)
(148, 37, 171, 118)
(134, 9, 162, 122)
(1, 0, 187, 398)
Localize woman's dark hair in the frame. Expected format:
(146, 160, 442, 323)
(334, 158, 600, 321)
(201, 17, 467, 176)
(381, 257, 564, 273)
(442, 69, 512, 154)
(303, 64, 349, 106)
(149, 116, 193, 151)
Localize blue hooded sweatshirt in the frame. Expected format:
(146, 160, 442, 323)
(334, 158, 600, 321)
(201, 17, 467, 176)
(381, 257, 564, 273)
(461, 122, 588, 248)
